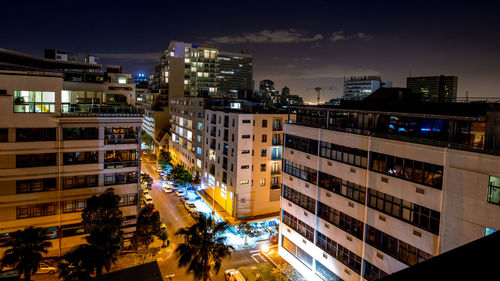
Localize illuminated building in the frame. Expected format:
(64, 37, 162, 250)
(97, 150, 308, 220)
(343, 76, 391, 101)
(0, 49, 141, 256)
(279, 103, 500, 280)
(201, 107, 294, 220)
(217, 51, 253, 95)
(407, 75, 458, 102)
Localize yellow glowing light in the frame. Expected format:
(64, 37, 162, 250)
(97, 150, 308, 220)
(260, 244, 270, 253)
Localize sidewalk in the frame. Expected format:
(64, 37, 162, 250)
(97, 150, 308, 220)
(196, 189, 240, 226)
(262, 246, 307, 281)
(112, 237, 175, 271)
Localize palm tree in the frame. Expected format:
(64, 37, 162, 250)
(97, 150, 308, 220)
(237, 222, 255, 246)
(58, 245, 96, 281)
(0, 227, 52, 281)
(175, 214, 233, 281)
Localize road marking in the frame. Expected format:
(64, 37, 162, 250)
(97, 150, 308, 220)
(249, 249, 260, 254)
(251, 255, 260, 264)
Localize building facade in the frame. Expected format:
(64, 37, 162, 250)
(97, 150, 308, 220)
(343, 76, 391, 101)
(217, 51, 253, 95)
(201, 109, 294, 220)
(169, 97, 206, 177)
(0, 49, 141, 257)
(406, 75, 458, 102)
(279, 104, 500, 281)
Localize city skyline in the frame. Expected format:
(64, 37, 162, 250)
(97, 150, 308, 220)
(2, 0, 499, 102)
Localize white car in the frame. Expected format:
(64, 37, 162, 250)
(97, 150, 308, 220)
(144, 194, 154, 206)
(163, 186, 173, 193)
(224, 269, 245, 281)
(38, 263, 57, 274)
(184, 201, 197, 213)
(175, 190, 184, 197)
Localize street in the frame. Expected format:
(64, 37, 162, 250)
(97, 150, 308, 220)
(141, 158, 272, 281)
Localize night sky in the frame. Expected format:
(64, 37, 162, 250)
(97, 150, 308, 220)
(2, 0, 499, 102)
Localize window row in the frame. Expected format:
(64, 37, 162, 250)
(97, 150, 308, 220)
(282, 235, 313, 267)
(367, 188, 440, 235)
(63, 175, 98, 189)
(316, 231, 361, 274)
(315, 260, 344, 281)
(365, 225, 433, 267)
(13, 90, 55, 113)
(63, 127, 98, 140)
(63, 151, 98, 165)
(284, 160, 317, 184)
(363, 260, 387, 281)
(319, 172, 366, 204)
(320, 141, 368, 168)
(283, 185, 316, 214)
(119, 193, 138, 207)
(317, 202, 364, 239)
(16, 128, 56, 142)
(17, 202, 58, 219)
(104, 172, 138, 186)
(282, 210, 315, 242)
(63, 200, 86, 213)
(16, 178, 57, 193)
(16, 153, 56, 168)
(370, 152, 443, 189)
(284, 134, 318, 155)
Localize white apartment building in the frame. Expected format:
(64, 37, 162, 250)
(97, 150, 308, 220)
(343, 76, 391, 101)
(201, 108, 294, 220)
(0, 49, 142, 257)
(169, 97, 206, 177)
(279, 104, 500, 281)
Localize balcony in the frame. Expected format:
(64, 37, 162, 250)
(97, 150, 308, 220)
(104, 161, 139, 169)
(271, 170, 281, 175)
(272, 139, 282, 145)
(272, 124, 283, 131)
(59, 104, 141, 117)
(271, 183, 282, 189)
(271, 154, 282, 160)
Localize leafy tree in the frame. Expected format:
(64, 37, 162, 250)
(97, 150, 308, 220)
(237, 222, 255, 245)
(81, 188, 123, 276)
(175, 213, 233, 281)
(132, 205, 161, 263)
(0, 227, 52, 281)
(58, 245, 96, 281)
(271, 262, 296, 281)
(141, 133, 153, 147)
(171, 164, 192, 188)
(158, 150, 171, 167)
(157, 228, 169, 248)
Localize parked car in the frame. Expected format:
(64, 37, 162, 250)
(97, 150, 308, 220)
(175, 190, 184, 197)
(179, 196, 187, 203)
(224, 269, 245, 281)
(184, 201, 197, 213)
(142, 189, 149, 196)
(163, 186, 173, 193)
(144, 194, 154, 206)
(160, 223, 167, 231)
(161, 175, 169, 181)
(37, 263, 57, 274)
(191, 211, 200, 219)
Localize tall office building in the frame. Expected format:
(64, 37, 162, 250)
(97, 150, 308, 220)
(201, 107, 294, 220)
(0, 49, 142, 256)
(407, 75, 458, 102)
(217, 51, 253, 95)
(279, 103, 500, 281)
(343, 76, 392, 101)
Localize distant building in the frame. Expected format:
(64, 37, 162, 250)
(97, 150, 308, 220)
(134, 73, 148, 85)
(217, 51, 253, 94)
(259, 80, 275, 92)
(407, 75, 458, 102)
(281, 86, 290, 96)
(343, 76, 392, 100)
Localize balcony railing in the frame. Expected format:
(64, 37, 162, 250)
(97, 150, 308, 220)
(104, 138, 138, 145)
(272, 139, 282, 145)
(271, 170, 281, 175)
(271, 183, 282, 189)
(272, 154, 282, 160)
(104, 161, 139, 169)
(59, 104, 141, 117)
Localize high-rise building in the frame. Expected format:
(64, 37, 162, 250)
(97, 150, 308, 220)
(217, 51, 253, 95)
(0, 49, 142, 256)
(282, 86, 290, 96)
(343, 76, 392, 101)
(407, 75, 458, 102)
(201, 107, 294, 220)
(279, 103, 500, 281)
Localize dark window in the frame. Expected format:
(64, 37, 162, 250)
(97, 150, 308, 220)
(262, 120, 268, 128)
(17, 202, 57, 219)
(0, 129, 8, 142)
(365, 225, 433, 266)
(284, 160, 317, 184)
(285, 134, 318, 155)
(316, 231, 361, 274)
(317, 202, 364, 239)
(282, 210, 315, 242)
(367, 188, 440, 234)
(63, 175, 98, 189)
(64, 127, 98, 140)
(63, 151, 98, 165)
(242, 120, 251, 124)
(282, 235, 313, 267)
(262, 134, 267, 142)
(363, 260, 387, 281)
(319, 172, 366, 204)
(370, 152, 443, 189)
(260, 164, 266, 172)
(283, 185, 316, 214)
(242, 135, 250, 139)
(16, 178, 57, 193)
(16, 128, 56, 142)
(16, 153, 56, 168)
(316, 260, 344, 281)
(261, 149, 267, 157)
(320, 141, 367, 168)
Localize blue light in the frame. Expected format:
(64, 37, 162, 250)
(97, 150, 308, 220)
(421, 128, 431, 132)
(398, 127, 406, 132)
(389, 124, 395, 129)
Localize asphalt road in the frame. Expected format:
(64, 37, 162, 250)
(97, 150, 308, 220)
(141, 160, 270, 281)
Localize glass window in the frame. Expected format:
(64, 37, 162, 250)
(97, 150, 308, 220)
(13, 91, 56, 113)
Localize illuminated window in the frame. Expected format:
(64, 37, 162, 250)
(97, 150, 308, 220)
(488, 176, 500, 205)
(184, 80, 189, 85)
(117, 77, 127, 84)
(191, 67, 197, 72)
(221, 184, 227, 199)
(197, 159, 202, 168)
(260, 178, 266, 186)
(13, 91, 55, 113)
(197, 72, 203, 77)
(204, 73, 209, 78)
(484, 227, 496, 236)
(240, 180, 249, 184)
(185, 58, 190, 63)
